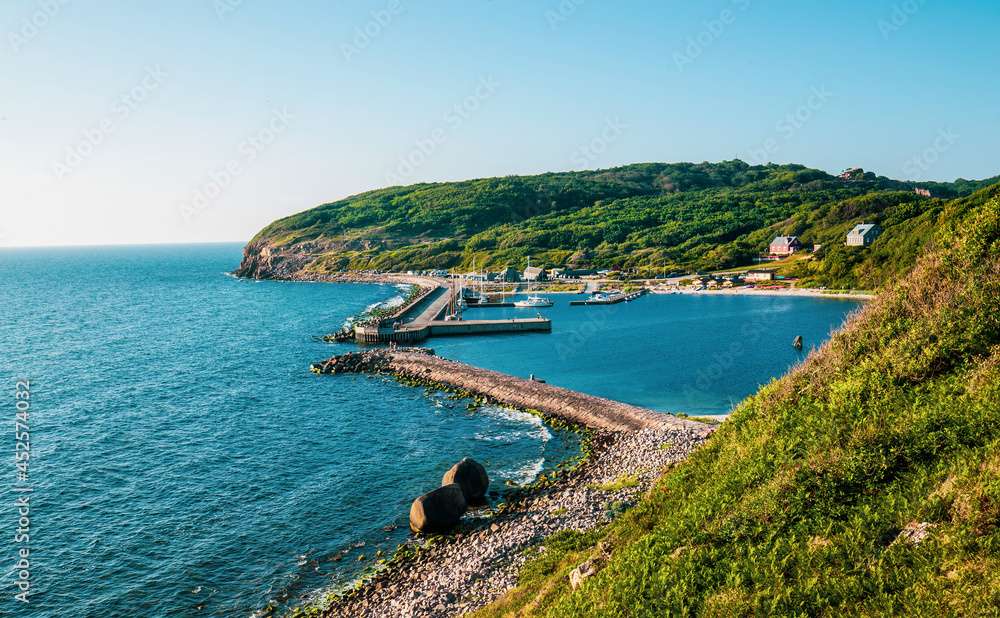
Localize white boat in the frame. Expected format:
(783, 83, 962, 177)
(590, 290, 625, 303)
(513, 294, 553, 308)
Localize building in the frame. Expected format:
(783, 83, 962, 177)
(769, 235, 802, 257)
(499, 266, 521, 283)
(838, 167, 864, 181)
(551, 268, 598, 279)
(846, 223, 882, 247)
(522, 266, 548, 282)
(914, 187, 932, 198)
(745, 269, 775, 282)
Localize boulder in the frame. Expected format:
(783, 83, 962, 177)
(569, 559, 598, 590)
(442, 458, 490, 504)
(409, 483, 467, 533)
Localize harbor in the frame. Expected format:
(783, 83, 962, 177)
(352, 279, 552, 344)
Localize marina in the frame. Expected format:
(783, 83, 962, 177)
(353, 279, 552, 344)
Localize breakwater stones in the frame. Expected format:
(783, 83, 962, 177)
(441, 458, 490, 505)
(410, 458, 490, 533)
(309, 350, 392, 374)
(309, 348, 435, 375)
(410, 484, 467, 534)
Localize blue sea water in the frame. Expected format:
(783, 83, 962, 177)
(0, 244, 860, 617)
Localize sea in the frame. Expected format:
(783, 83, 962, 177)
(0, 244, 860, 617)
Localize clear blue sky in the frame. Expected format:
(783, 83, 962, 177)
(3, 0, 999, 247)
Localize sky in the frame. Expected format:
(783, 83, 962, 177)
(2, 1, 999, 247)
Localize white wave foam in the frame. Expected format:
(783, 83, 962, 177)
(505, 457, 545, 484)
(479, 406, 552, 443)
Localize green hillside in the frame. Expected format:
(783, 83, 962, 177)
(237, 160, 997, 290)
(474, 188, 1000, 616)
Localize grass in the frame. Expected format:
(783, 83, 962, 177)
(587, 475, 641, 492)
(472, 192, 1000, 616)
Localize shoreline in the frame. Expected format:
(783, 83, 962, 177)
(300, 349, 713, 617)
(657, 286, 874, 300)
(317, 427, 708, 617)
(246, 268, 874, 302)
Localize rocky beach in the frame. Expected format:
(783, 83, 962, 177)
(319, 425, 710, 617)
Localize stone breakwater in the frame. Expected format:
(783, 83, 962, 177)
(310, 348, 715, 617)
(312, 349, 709, 434)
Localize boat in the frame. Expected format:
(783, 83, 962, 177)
(513, 256, 554, 308)
(590, 290, 625, 303)
(513, 294, 553, 308)
(570, 289, 646, 305)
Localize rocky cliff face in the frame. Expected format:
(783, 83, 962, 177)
(234, 240, 314, 279)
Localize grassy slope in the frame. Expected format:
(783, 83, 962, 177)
(246, 160, 998, 288)
(475, 188, 1000, 616)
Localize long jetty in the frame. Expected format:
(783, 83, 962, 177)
(353, 279, 551, 344)
(312, 349, 712, 434)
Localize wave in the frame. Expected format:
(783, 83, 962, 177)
(504, 457, 545, 484)
(479, 405, 552, 443)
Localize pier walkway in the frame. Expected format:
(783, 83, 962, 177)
(354, 280, 551, 344)
(315, 349, 712, 434)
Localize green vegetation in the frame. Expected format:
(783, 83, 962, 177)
(239, 160, 998, 291)
(587, 474, 641, 492)
(473, 190, 1000, 616)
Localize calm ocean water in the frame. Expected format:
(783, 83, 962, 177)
(0, 244, 859, 617)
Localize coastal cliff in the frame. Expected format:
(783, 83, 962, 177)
(234, 239, 315, 279)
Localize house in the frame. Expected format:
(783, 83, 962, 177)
(522, 266, 548, 282)
(838, 167, 864, 181)
(499, 266, 521, 283)
(553, 268, 598, 279)
(769, 235, 802, 257)
(846, 223, 882, 247)
(745, 269, 775, 282)
(914, 187, 932, 198)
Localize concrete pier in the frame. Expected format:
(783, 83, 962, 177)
(354, 280, 551, 344)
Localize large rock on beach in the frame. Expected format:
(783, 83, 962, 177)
(409, 483, 467, 533)
(442, 457, 490, 503)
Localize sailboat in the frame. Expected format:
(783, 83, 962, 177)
(514, 256, 553, 308)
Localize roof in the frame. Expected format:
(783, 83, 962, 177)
(770, 236, 799, 247)
(849, 223, 879, 237)
(523, 266, 545, 276)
